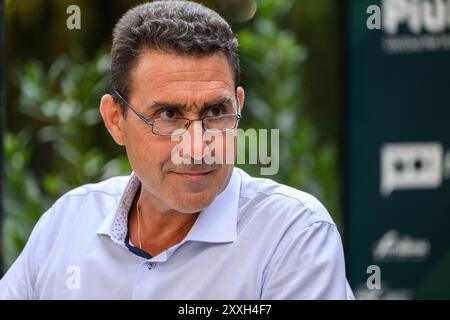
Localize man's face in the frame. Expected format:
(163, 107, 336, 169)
(117, 49, 244, 213)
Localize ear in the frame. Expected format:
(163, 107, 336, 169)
(99, 94, 126, 146)
(236, 86, 245, 113)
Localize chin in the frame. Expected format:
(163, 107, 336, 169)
(168, 192, 216, 213)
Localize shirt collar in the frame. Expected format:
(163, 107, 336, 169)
(96, 172, 141, 245)
(97, 168, 241, 245)
(182, 169, 240, 244)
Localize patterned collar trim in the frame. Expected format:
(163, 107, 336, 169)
(110, 172, 141, 244)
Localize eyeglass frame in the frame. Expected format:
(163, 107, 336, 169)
(113, 89, 242, 136)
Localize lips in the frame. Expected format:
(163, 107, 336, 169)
(170, 168, 215, 180)
(173, 170, 214, 175)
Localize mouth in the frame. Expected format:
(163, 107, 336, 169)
(171, 169, 215, 180)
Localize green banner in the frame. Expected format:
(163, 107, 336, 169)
(346, 0, 450, 299)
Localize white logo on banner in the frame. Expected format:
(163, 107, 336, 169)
(366, 0, 450, 53)
(355, 281, 413, 300)
(380, 142, 449, 196)
(372, 230, 430, 262)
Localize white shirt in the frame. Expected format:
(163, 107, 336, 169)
(0, 167, 354, 299)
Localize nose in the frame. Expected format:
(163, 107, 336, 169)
(184, 120, 208, 163)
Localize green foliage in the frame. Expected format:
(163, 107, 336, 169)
(4, 50, 131, 267)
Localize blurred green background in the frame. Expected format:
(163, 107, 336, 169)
(2, 0, 343, 269)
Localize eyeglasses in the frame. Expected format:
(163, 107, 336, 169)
(113, 90, 242, 136)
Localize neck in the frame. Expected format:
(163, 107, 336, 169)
(129, 188, 200, 257)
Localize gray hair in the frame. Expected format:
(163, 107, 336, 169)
(111, 0, 240, 111)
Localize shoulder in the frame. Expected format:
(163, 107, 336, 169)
(51, 175, 130, 209)
(234, 167, 336, 235)
(40, 174, 132, 232)
(55, 175, 131, 200)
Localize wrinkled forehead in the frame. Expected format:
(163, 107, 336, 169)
(128, 49, 236, 103)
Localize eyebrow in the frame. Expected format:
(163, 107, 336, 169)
(145, 96, 234, 113)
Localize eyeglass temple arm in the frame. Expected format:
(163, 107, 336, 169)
(235, 92, 242, 119)
(113, 89, 155, 126)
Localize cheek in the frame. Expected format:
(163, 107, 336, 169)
(124, 129, 175, 170)
(138, 142, 174, 166)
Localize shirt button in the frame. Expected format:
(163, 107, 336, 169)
(147, 262, 157, 270)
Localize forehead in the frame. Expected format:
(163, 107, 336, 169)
(128, 49, 235, 101)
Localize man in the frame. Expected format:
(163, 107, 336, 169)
(0, 0, 354, 299)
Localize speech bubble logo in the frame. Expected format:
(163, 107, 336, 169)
(381, 142, 443, 196)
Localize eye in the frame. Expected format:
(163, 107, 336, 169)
(206, 106, 225, 117)
(158, 108, 177, 120)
